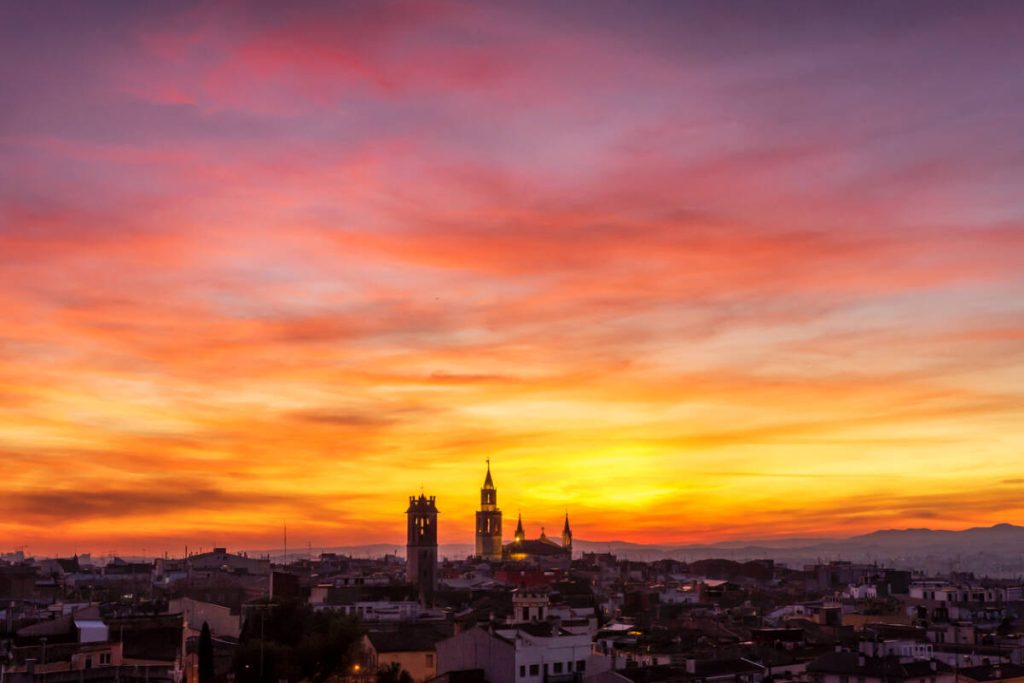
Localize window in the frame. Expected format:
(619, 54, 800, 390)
(85, 658, 93, 669)
(544, 664, 549, 675)
(530, 665, 539, 676)
(100, 653, 111, 666)
(554, 663, 563, 674)
(520, 666, 527, 678)
(577, 661, 586, 672)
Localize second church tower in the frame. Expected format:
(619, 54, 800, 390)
(474, 460, 503, 561)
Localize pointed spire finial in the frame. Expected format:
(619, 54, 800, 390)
(483, 458, 494, 489)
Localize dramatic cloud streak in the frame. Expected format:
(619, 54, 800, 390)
(1, 0, 1023, 554)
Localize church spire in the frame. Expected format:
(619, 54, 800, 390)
(562, 512, 572, 551)
(483, 457, 494, 490)
(514, 512, 525, 543)
(479, 459, 497, 511)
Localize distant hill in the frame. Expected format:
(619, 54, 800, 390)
(648, 523, 1024, 576)
(847, 523, 1024, 548)
(245, 523, 1024, 577)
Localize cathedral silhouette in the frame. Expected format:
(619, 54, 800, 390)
(474, 460, 572, 562)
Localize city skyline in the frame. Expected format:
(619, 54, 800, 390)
(2, 1, 1024, 555)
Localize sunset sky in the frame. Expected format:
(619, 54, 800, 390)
(2, 1, 1024, 556)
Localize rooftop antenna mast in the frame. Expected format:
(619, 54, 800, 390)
(283, 521, 288, 566)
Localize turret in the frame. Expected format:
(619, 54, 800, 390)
(514, 513, 525, 544)
(407, 494, 438, 546)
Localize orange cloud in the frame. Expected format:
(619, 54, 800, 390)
(1, 1, 1023, 555)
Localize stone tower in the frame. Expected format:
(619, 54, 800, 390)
(475, 460, 503, 561)
(406, 493, 438, 602)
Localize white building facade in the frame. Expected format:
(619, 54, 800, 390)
(437, 626, 610, 683)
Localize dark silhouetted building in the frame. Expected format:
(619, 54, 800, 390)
(407, 493, 439, 603)
(504, 513, 572, 565)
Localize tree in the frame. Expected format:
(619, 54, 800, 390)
(199, 622, 215, 683)
(232, 599, 364, 683)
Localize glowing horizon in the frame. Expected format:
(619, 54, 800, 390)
(2, 1, 1023, 557)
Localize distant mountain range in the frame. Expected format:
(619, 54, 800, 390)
(251, 523, 1024, 577)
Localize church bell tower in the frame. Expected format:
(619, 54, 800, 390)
(406, 493, 438, 603)
(475, 460, 503, 561)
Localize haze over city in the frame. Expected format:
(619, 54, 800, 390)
(2, 1, 1024, 557)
